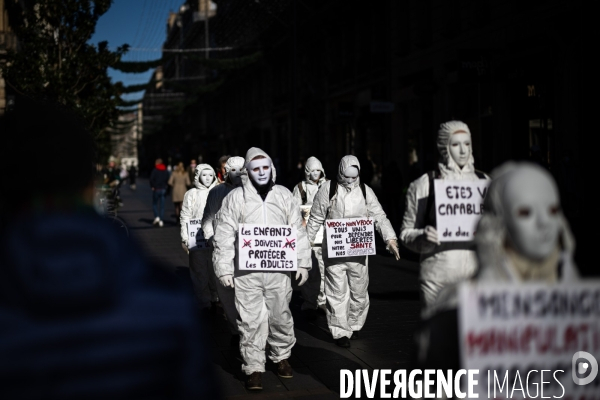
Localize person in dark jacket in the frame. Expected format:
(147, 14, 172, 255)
(150, 158, 170, 227)
(0, 97, 220, 400)
(128, 162, 137, 189)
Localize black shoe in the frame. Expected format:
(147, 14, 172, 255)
(230, 335, 240, 348)
(302, 308, 318, 321)
(336, 337, 351, 348)
(277, 359, 293, 378)
(351, 331, 360, 340)
(246, 372, 262, 390)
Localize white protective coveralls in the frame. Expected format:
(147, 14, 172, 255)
(400, 121, 489, 309)
(307, 155, 397, 340)
(292, 156, 328, 311)
(212, 147, 311, 375)
(201, 156, 246, 334)
(180, 163, 219, 308)
(416, 162, 580, 370)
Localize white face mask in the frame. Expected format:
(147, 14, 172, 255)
(247, 158, 271, 186)
(448, 133, 472, 168)
(309, 169, 321, 182)
(200, 170, 214, 187)
(503, 170, 561, 261)
(340, 166, 359, 185)
(228, 167, 243, 185)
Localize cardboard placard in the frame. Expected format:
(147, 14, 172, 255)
(187, 218, 210, 249)
(434, 179, 490, 242)
(459, 281, 600, 399)
(325, 217, 375, 258)
(238, 224, 297, 271)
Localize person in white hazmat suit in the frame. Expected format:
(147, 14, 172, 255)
(400, 120, 489, 311)
(180, 163, 220, 311)
(201, 156, 246, 347)
(212, 147, 311, 390)
(307, 155, 400, 348)
(292, 156, 328, 319)
(413, 161, 579, 377)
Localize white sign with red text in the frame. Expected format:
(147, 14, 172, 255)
(325, 217, 375, 258)
(238, 224, 297, 271)
(458, 281, 600, 399)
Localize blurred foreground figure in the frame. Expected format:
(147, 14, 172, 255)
(0, 98, 220, 400)
(400, 121, 489, 310)
(414, 161, 578, 370)
(292, 156, 329, 319)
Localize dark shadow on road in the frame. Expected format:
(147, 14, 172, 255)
(369, 290, 420, 301)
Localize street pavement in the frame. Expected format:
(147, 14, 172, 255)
(117, 179, 421, 399)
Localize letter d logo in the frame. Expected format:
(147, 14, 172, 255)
(572, 351, 598, 386)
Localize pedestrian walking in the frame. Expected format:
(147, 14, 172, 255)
(292, 156, 329, 320)
(307, 155, 400, 348)
(168, 162, 191, 221)
(202, 156, 246, 345)
(414, 162, 579, 372)
(180, 164, 219, 313)
(150, 158, 169, 227)
(128, 162, 137, 189)
(187, 159, 197, 188)
(212, 147, 311, 390)
(399, 121, 489, 311)
(216, 155, 230, 183)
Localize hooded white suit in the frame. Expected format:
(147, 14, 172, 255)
(415, 162, 580, 371)
(307, 155, 397, 340)
(400, 121, 489, 309)
(292, 156, 328, 311)
(212, 147, 311, 375)
(201, 156, 245, 334)
(180, 163, 219, 308)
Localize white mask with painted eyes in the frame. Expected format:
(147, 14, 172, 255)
(247, 158, 271, 186)
(200, 170, 214, 187)
(503, 169, 561, 261)
(340, 166, 359, 185)
(309, 169, 321, 182)
(448, 132, 472, 168)
(228, 167, 243, 185)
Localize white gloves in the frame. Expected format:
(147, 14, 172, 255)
(424, 226, 441, 245)
(296, 268, 309, 286)
(386, 239, 401, 261)
(219, 274, 234, 288)
(181, 242, 189, 254)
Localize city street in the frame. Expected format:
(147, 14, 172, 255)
(117, 180, 421, 399)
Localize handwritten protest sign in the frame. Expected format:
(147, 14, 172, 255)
(325, 217, 375, 258)
(459, 281, 600, 399)
(239, 224, 297, 271)
(434, 179, 490, 242)
(187, 218, 210, 250)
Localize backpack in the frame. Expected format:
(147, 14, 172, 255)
(326, 180, 369, 219)
(424, 167, 487, 227)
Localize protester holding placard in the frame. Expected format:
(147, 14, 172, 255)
(413, 162, 582, 388)
(292, 156, 329, 320)
(180, 164, 220, 312)
(400, 120, 490, 310)
(212, 147, 311, 390)
(307, 155, 400, 348)
(201, 156, 246, 346)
